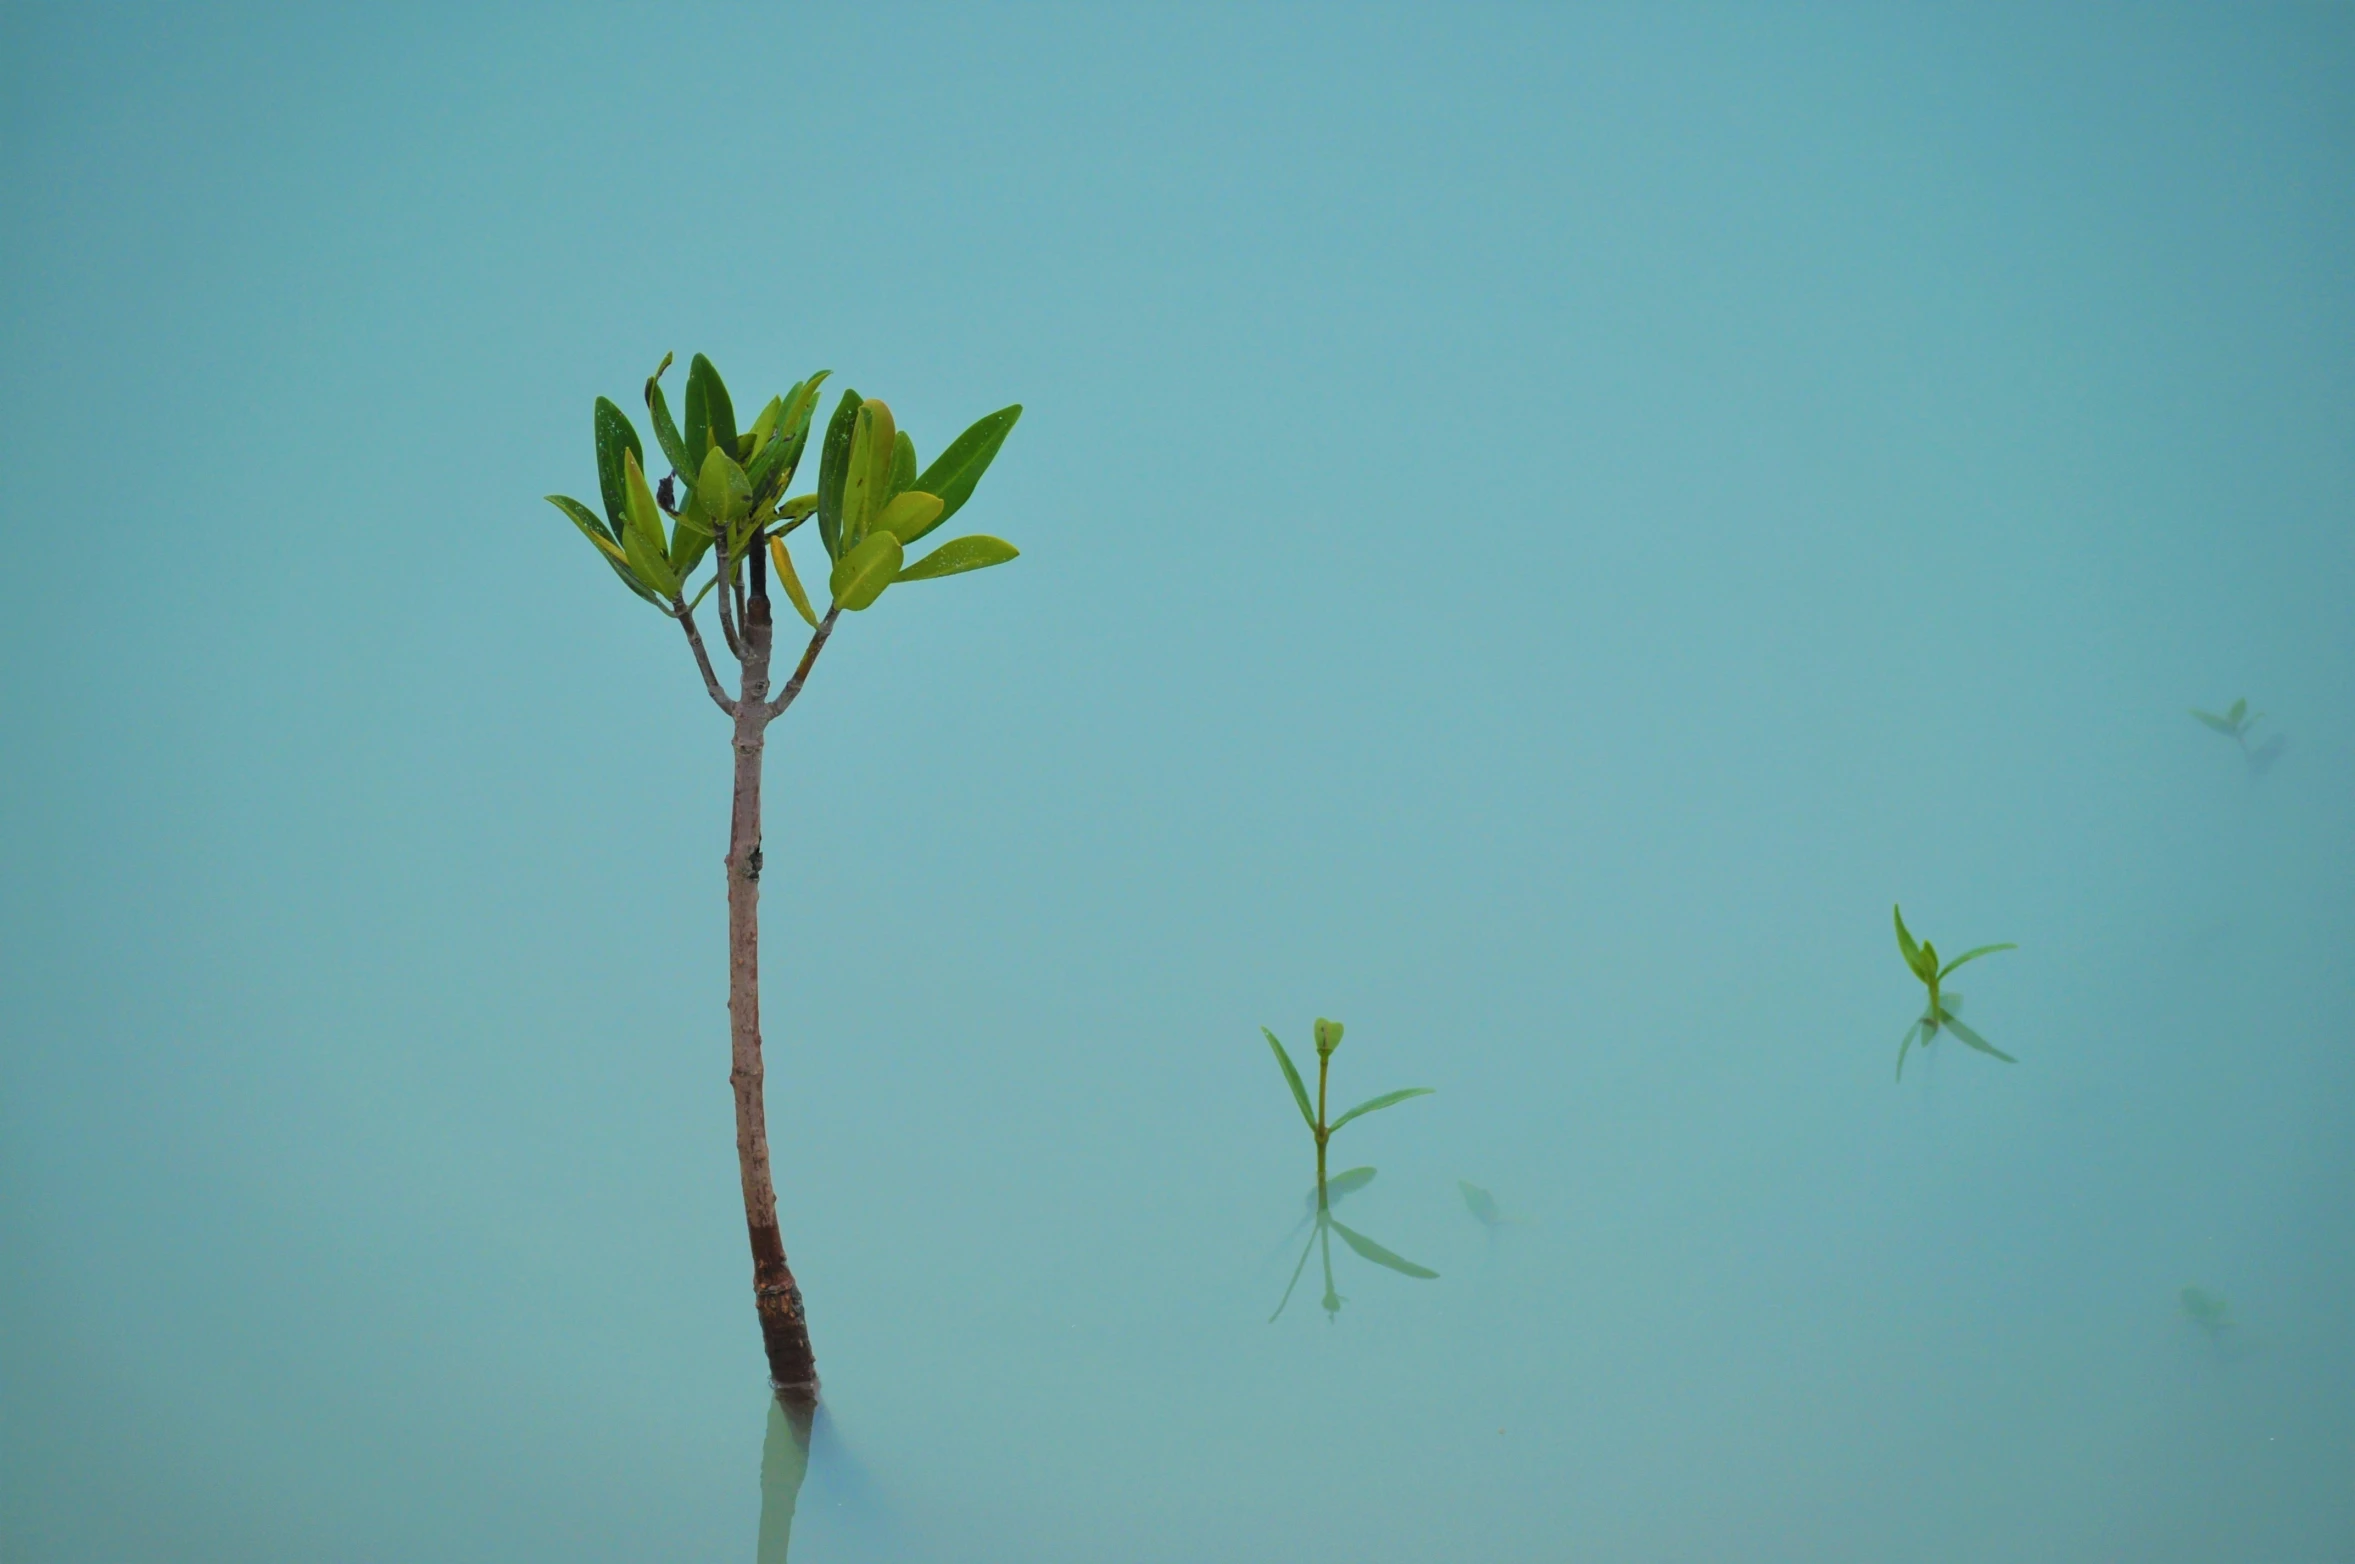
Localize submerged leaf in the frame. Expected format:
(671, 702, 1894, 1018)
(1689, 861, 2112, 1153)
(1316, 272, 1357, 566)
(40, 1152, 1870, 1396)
(1329, 1217, 1438, 1279)
(1263, 1028, 1316, 1131)
(2189, 708, 2240, 737)
(1459, 1180, 1504, 1227)
(1328, 1086, 1434, 1134)
(1320, 1166, 1377, 1207)
(1895, 1019, 1922, 1082)
(1939, 1011, 2016, 1063)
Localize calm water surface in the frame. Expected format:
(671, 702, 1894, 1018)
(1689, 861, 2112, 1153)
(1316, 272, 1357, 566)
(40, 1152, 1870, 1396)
(3, 6, 2350, 1561)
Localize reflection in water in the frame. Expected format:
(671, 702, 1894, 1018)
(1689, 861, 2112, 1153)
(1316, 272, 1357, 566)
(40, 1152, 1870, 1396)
(1458, 1180, 1518, 1229)
(1269, 1193, 1439, 1322)
(757, 1395, 814, 1563)
(757, 1398, 902, 1561)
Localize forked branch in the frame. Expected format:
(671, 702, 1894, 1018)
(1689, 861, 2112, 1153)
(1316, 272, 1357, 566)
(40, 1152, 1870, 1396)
(768, 605, 842, 721)
(674, 600, 738, 717)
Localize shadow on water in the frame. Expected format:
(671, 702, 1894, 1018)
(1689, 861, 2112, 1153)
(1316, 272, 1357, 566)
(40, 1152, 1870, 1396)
(757, 1396, 902, 1562)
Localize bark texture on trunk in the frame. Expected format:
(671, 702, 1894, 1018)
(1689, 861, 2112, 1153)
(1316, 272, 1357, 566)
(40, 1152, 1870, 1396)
(728, 592, 820, 1402)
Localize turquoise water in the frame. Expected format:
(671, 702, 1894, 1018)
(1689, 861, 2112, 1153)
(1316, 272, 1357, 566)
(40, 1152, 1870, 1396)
(4, 7, 2351, 1560)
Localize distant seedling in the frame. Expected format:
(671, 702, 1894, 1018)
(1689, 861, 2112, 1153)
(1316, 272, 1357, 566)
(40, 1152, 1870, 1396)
(1264, 1019, 1436, 1319)
(2178, 1286, 2233, 1336)
(2189, 697, 2263, 744)
(1892, 906, 2018, 1082)
(2190, 697, 2288, 777)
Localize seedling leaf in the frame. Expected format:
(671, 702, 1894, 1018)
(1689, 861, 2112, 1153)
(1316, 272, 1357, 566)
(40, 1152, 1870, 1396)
(1938, 943, 2017, 980)
(1263, 1028, 1316, 1131)
(1894, 905, 1931, 980)
(1329, 1087, 1434, 1134)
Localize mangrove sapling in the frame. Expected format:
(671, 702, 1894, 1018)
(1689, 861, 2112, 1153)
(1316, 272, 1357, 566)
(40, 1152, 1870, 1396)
(1263, 1019, 1437, 1319)
(546, 353, 1021, 1403)
(1891, 905, 2018, 1082)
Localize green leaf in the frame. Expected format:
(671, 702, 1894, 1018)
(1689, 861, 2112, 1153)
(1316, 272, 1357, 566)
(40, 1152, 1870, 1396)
(828, 530, 902, 611)
(816, 389, 862, 560)
(1329, 1217, 1438, 1279)
(888, 430, 916, 502)
(1937, 942, 2017, 980)
(1263, 1028, 1316, 1131)
(2228, 697, 2246, 723)
(896, 534, 1018, 582)
(873, 491, 944, 543)
(841, 400, 897, 550)
(697, 445, 753, 527)
(1939, 1012, 2016, 1063)
(907, 404, 1020, 542)
(1328, 1086, 1433, 1134)
(622, 520, 680, 599)
(1894, 905, 1923, 975)
(685, 354, 737, 469)
(747, 395, 784, 455)
(1314, 1018, 1343, 1057)
(546, 493, 618, 554)
(1325, 1166, 1377, 1203)
(670, 515, 714, 579)
(769, 535, 819, 629)
(620, 449, 667, 557)
(593, 398, 644, 532)
(643, 354, 695, 480)
(1895, 1020, 1921, 1082)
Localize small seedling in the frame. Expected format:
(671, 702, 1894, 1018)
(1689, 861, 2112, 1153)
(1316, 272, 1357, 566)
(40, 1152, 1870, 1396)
(1265, 1019, 1433, 1193)
(2189, 697, 2262, 744)
(1263, 1019, 1437, 1319)
(2191, 697, 2287, 776)
(2178, 1286, 2233, 1336)
(1892, 905, 2018, 1082)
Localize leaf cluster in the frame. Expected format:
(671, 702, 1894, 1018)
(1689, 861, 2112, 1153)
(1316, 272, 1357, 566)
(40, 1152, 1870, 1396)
(547, 353, 1022, 621)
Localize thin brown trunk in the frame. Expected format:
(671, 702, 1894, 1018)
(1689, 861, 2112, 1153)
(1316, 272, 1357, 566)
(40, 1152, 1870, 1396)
(728, 588, 819, 1402)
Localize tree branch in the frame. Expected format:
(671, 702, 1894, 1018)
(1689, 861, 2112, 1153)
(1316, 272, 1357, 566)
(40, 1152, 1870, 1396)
(674, 598, 738, 716)
(767, 604, 842, 721)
